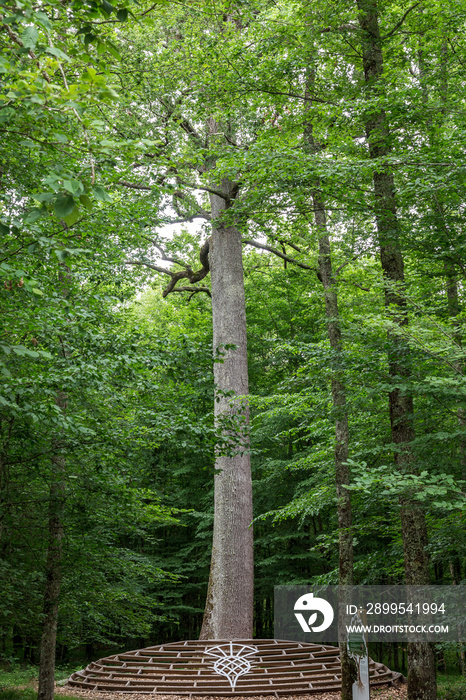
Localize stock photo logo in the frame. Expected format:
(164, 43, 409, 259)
(294, 592, 335, 633)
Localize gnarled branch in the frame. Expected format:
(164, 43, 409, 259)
(242, 239, 316, 272)
(162, 263, 210, 297)
(125, 260, 174, 276)
(382, 2, 422, 39)
(171, 286, 211, 299)
(117, 180, 152, 191)
(125, 238, 211, 298)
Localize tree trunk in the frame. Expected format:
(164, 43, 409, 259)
(200, 120, 253, 639)
(313, 190, 352, 587)
(38, 394, 66, 700)
(444, 255, 466, 463)
(304, 78, 353, 698)
(419, 34, 466, 465)
(316, 212, 354, 700)
(444, 270, 466, 677)
(355, 2, 436, 699)
(449, 560, 466, 675)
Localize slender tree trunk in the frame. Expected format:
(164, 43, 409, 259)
(313, 191, 352, 587)
(422, 36, 466, 471)
(38, 395, 66, 700)
(200, 120, 253, 640)
(444, 268, 466, 677)
(422, 49, 465, 670)
(355, 2, 436, 699)
(315, 207, 354, 700)
(449, 560, 466, 675)
(304, 77, 354, 697)
(444, 259, 466, 460)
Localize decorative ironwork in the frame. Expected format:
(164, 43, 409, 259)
(204, 642, 258, 690)
(68, 639, 404, 695)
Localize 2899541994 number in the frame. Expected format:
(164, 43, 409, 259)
(365, 602, 445, 615)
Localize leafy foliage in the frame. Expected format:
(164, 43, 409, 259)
(0, 0, 465, 680)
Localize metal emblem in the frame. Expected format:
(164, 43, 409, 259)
(204, 642, 258, 690)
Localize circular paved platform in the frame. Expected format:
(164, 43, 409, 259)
(68, 639, 403, 696)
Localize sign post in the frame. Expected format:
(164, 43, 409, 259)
(347, 609, 370, 700)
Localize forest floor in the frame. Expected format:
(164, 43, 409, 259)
(2, 669, 465, 700)
(55, 683, 407, 700)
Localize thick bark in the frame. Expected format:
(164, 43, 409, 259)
(356, 2, 436, 699)
(200, 121, 253, 639)
(38, 395, 66, 700)
(304, 88, 353, 697)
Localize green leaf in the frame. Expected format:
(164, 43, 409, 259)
(84, 33, 96, 47)
(21, 26, 39, 49)
(12, 346, 39, 358)
(101, 0, 115, 15)
(24, 208, 43, 224)
(63, 179, 83, 196)
(54, 194, 75, 218)
(99, 86, 119, 101)
(20, 140, 37, 149)
(45, 46, 71, 62)
(55, 249, 70, 262)
(117, 8, 128, 21)
(106, 42, 121, 60)
(80, 194, 93, 211)
(35, 11, 52, 32)
(92, 185, 112, 202)
(76, 25, 92, 36)
(52, 132, 68, 143)
(44, 174, 60, 187)
(34, 192, 54, 203)
(63, 207, 80, 226)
